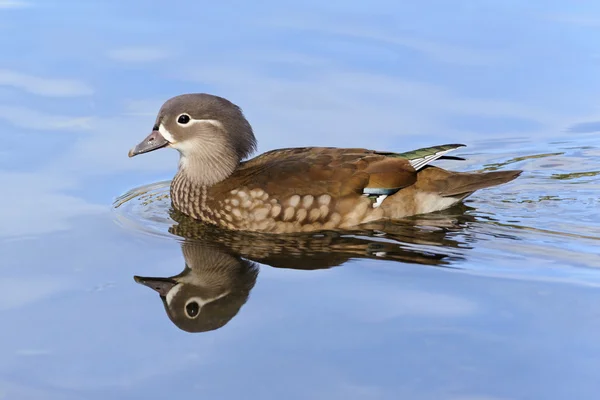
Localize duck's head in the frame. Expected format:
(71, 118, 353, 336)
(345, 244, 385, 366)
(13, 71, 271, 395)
(128, 93, 257, 184)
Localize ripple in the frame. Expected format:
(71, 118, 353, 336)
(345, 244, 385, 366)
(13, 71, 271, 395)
(112, 180, 178, 240)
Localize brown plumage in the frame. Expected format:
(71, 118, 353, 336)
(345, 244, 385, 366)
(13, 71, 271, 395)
(128, 93, 521, 233)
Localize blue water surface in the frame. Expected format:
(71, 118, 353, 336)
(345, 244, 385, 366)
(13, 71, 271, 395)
(1, 1, 600, 399)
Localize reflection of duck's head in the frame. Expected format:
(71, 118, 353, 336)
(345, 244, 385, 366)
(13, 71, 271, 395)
(134, 241, 258, 333)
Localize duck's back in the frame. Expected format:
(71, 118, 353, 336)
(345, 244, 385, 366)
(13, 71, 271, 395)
(212, 146, 417, 198)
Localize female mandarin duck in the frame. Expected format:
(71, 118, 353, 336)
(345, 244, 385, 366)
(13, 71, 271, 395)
(128, 93, 521, 233)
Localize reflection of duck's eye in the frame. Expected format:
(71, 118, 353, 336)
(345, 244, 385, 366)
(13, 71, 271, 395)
(185, 301, 200, 318)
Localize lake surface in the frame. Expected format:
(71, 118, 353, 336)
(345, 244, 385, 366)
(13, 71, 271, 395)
(1, 1, 600, 399)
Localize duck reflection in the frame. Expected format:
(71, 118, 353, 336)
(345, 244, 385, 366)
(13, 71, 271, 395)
(134, 205, 480, 333)
(135, 242, 259, 333)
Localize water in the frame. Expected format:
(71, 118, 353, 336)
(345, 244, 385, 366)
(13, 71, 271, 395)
(2, 1, 600, 399)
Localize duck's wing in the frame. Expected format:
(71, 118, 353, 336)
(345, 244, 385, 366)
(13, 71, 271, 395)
(214, 145, 466, 199)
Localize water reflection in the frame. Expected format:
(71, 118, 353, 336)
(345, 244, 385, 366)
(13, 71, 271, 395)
(134, 209, 478, 333)
(134, 241, 259, 333)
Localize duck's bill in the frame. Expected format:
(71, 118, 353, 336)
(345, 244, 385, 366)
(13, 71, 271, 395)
(134, 276, 177, 297)
(128, 130, 169, 157)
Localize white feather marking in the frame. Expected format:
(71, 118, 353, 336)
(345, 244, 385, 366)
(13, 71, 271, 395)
(183, 292, 231, 318)
(189, 119, 224, 130)
(409, 147, 460, 171)
(159, 120, 224, 144)
(185, 292, 230, 308)
(165, 283, 183, 305)
(373, 194, 387, 208)
(158, 124, 175, 143)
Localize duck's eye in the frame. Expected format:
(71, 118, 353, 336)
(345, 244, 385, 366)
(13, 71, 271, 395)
(185, 301, 200, 318)
(177, 114, 191, 125)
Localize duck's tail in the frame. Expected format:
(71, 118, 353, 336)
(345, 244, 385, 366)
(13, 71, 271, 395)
(416, 166, 522, 197)
(381, 166, 522, 217)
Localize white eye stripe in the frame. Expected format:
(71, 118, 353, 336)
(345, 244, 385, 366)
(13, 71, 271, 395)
(187, 118, 224, 129)
(183, 292, 230, 318)
(175, 113, 223, 128)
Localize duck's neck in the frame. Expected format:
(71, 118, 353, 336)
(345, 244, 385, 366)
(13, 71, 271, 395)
(170, 152, 239, 218)
(177, 147, 239, 187)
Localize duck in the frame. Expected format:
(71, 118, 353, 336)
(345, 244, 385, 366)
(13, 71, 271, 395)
(128, 93, 521, 233)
